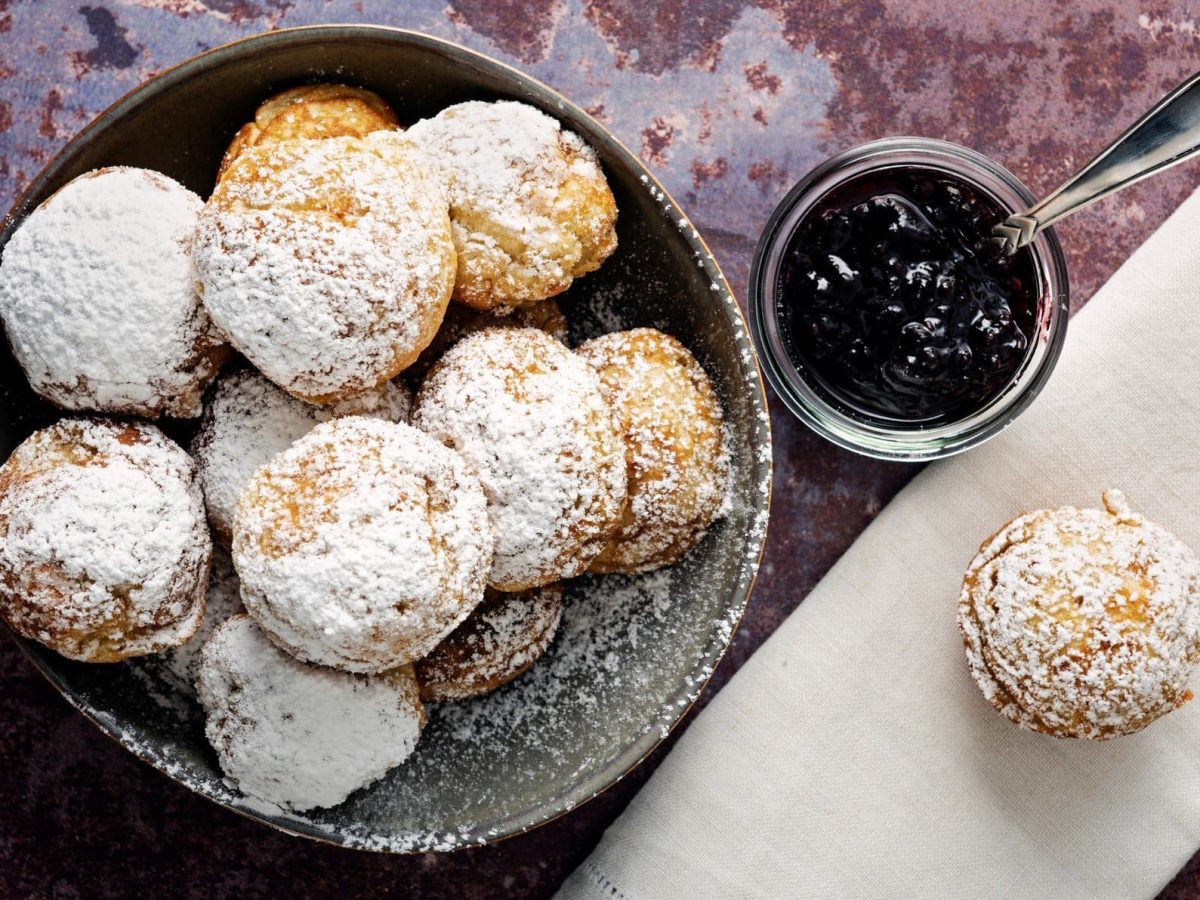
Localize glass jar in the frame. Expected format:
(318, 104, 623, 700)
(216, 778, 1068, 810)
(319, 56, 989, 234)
(748, 137, 1070, 461)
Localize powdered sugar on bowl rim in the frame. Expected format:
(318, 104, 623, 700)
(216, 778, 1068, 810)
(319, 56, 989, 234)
(0, 25, 773, 852)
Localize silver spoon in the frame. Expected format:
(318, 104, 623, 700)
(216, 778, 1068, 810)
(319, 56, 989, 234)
(994, 70, 1200, 253)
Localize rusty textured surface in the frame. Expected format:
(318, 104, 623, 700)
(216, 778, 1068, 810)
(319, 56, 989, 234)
(1, 1, 1200, 897)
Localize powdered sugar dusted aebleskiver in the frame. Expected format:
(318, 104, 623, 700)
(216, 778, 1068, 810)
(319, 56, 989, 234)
(406, 100, 617, 311)
(232, 417, 492, 673)
(191, 368, 411, 542)
(0, 418, 210, 662)
(577, 328, 730, 573)
(415, 583, 565, 703)
(958, 489, 1200, 739)
(0, 167, 228, 418)
(197, 614, 425, 812)
(193, 132, 455, 403)
(412, 327, 627, 591)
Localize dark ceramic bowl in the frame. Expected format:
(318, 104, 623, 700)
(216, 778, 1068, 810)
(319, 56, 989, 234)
(0, 26, 772, 851)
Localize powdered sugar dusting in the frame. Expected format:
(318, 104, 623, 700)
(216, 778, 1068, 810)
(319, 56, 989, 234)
(196, 614, 424, 812)
(412, 328, 626, 590)
(959, 490, 1200, 739)
(191, 368, 410, 541)
(67, 262, 768, 851)
(327, 380, 412, 421)
(193, 133, 455, 402)
(406, 298, 569, 384)
(406, 100, 617, 310)
(234, 562, 726, 850)
(416, 584, 564, 702)
(0, 167, 227, 418)
(578, 328, 730, 572)
(233, 417, 493, 673)
(0, 418, 210, 662)
(100, 193, 768, 853)
(154, 545, 242, 693)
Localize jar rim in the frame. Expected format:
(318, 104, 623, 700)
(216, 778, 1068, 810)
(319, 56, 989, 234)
(747, 137, 1070, 462)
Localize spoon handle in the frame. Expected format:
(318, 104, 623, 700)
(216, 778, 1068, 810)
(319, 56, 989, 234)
(994, 69, 1200, 253)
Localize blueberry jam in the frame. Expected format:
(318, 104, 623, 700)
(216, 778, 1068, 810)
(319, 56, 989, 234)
(777, 167, 1040, 424)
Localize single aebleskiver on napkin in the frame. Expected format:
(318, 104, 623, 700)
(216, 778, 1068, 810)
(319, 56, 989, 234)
(559, 189, 1200, 899)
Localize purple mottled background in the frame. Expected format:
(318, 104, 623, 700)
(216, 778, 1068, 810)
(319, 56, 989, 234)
(2, 1, 1200, 897)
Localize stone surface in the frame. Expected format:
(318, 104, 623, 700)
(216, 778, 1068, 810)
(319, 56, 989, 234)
(1, 1, 1199, 896)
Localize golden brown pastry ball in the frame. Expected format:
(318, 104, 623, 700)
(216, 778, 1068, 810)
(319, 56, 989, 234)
(232, 417, 492, 674)
(190, 367, 410, 544)
(958, 489, 1200, 740)
(217, 83, 400, 181)
(578, 328, 729, 573)
(0, 167, 228, 418)
(0, 418, 210, 662)
(407, 100, 617, 311)
(197, 613, 426, 811)
(412, 328, 626, 591)
(415, 583, 564, 702)
(406, 297, 569, 384)
(194, 132, 455, 403)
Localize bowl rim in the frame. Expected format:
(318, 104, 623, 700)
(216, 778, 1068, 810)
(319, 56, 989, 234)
(0, 23, 774, 851)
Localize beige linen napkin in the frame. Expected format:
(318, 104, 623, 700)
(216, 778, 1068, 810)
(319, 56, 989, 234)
(559, 188, 1200, 899)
